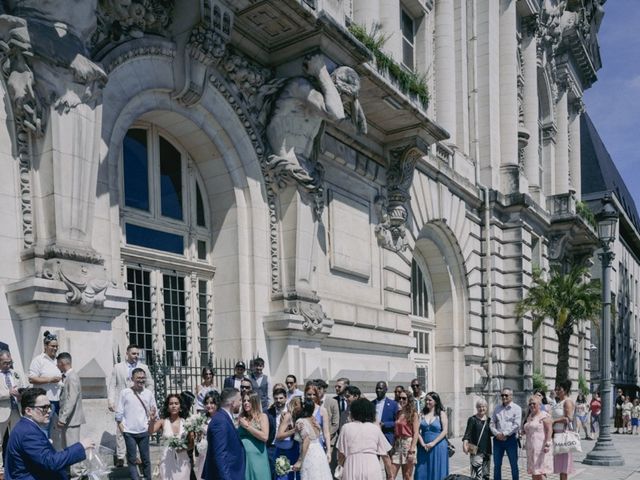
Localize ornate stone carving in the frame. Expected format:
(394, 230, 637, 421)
(375, 144, 423, 252)
(42, 260, 110, 312)
(0, 1, 107, 136)
(538, 0, 566, 55)
(260, 54, 367, 220)
(175, 0, 233, 106)
(284, 300, 330, 335)
(92, 0, 174, 53)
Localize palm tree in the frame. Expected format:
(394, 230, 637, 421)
(517, 263, 601, 386)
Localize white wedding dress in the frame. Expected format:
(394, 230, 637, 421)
(296, 418, 333, 480)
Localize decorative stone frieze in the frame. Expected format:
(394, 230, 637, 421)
(41, 260, 110, 311)
(284, 300, 330, 336)
(375, 141, 427, 252)
(92, 0, 175, 54)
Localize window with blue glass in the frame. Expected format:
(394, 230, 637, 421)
(123, 129, 149, 211)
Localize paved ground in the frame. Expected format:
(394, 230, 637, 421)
(105, 433, 640, 479)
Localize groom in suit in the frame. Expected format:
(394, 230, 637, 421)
(203, 388, 245, 480)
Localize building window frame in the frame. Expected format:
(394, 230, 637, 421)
(400, 6, 416, 71)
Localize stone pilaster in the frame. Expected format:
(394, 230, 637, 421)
(522, 28, 541, 199)
(568, 99, 583, 199)
(554, 85, 570, 195)
(435, 0, 457, 142)
(499, 0, 519, 194)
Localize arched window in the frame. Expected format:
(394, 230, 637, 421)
(410, 258, 434, 390)
(120, 124, 214, 366)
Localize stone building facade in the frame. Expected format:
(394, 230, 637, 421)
(0, 0, 605, 436)
(582, 113, 640, 397)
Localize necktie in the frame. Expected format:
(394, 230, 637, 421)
(4, 371, 17, 410)
(340, 397, 346, 412)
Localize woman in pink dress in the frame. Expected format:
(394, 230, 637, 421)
(336, 398, 393, 480)
(523, 395, 553, 479)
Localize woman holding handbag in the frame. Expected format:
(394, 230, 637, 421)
(551, 380, 576, 479)
(462, 399, 491, 480)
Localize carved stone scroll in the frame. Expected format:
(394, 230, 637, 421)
(375, 142, 425, 252)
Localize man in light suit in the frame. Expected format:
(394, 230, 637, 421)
(107, 345, 153, 468)
(314, 379, 339, 447)
(56, 353, 86, 480)
(1, 350, 27, 478)
(5, 387, 93, 480)
(372, 381, 399, 445)
(203, 388, 245, 480)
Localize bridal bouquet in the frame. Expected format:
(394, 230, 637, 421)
(164, 434, 188, 451)
(274, 456, 291, 476)
(183, 413, 206, 434)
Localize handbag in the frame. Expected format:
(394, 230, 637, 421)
(553, 430, 582, 454)
(447, 439, 456, 457)
(334, 464, 344, 479)
(467, 418, 487, 455)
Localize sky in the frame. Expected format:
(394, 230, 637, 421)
(583, 0, 640, 210)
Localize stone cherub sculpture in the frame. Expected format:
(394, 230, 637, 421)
(0, 0, 107, 133)
(261, 54, 366, 219)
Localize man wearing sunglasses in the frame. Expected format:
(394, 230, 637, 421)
(490, 388, 522, 480)
(4, 387, 94, 479)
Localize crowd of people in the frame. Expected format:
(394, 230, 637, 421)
(2, 335, 640, 480)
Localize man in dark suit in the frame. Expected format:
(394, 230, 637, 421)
(372, 381, 399, 445)
(223, 362, 249, 390)
(4, 387, 93, 480)
(203, 388, 245, 480)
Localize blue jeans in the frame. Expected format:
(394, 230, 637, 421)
(493, 434, 519, 480)
(123, 432, 151, 480)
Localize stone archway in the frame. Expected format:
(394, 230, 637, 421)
(413, 220, 469, 433)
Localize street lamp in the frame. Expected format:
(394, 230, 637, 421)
(584, 196, 624, 466)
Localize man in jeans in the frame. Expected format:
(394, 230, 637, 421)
(490, 387, 522, 480)
(116, 368, 157, 480)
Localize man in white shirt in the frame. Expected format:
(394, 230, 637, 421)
(108, 344, 153, 467)
(285, 375, 303, 401)
(490, 388, 522, 480)
(115, 368, 157, 480)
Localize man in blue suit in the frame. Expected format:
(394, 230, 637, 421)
(371, 381, 399, 445)
(203, 387, 245, 480)
(5, 387, 93, 480)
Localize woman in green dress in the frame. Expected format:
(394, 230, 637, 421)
(238, 391, 271, 479)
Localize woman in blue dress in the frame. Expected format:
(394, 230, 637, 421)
(415, 391, 449, 480)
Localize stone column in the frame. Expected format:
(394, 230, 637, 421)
(554, 86, 570, 194)
(499, 0, 519, 194)
(568, 100, 582, 199)
(435, 0, 457, 142)
(522, 24, 540, 198)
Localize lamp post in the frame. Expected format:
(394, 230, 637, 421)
(584, 197, 624, 466)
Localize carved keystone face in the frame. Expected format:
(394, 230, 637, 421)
(331, 67, 360, 97)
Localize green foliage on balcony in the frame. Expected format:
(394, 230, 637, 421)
(576, 200, 597, 229)
(348, 22, 430, 108)
(532, 370, 549, 392)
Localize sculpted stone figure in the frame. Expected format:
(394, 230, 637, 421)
(262, 54, 366, 219)
(0, 0, 107, 133)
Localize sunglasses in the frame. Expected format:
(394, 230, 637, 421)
(286, 382, 294, 385)
(399, 397, 408, 401)
(411, 384, 419, 388)
(33, 404, 52, 413)
(501, 394, 511, 398)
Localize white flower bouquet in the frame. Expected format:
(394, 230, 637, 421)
(164, 434, 188, 451)
(183, 414, 207, 434)
(274, 455, 291, 476)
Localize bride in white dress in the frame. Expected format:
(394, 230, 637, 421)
(292, 399, 333, 480)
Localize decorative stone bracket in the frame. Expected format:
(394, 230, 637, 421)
(375, 140, 427, 252)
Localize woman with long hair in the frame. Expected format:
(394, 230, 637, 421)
(291, 399, 333, 479)
(28, 331, 63, 440)
(195, 390, 220, 479)
(150, 394, 193, 480)
(304, 384, 331, 457)
(574, 393, 591, 440)
(195, 367, 217, 413)
(238, 391, 271, 479)
(551, 380, 575, 480)
(523, 395, 552, 480)
(275, 396, 302, 480)
(462, 398, 491, 480)
(336, 398, 392, 480)
(415, 391, 449, 480)
(390, 391, 419, 480)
